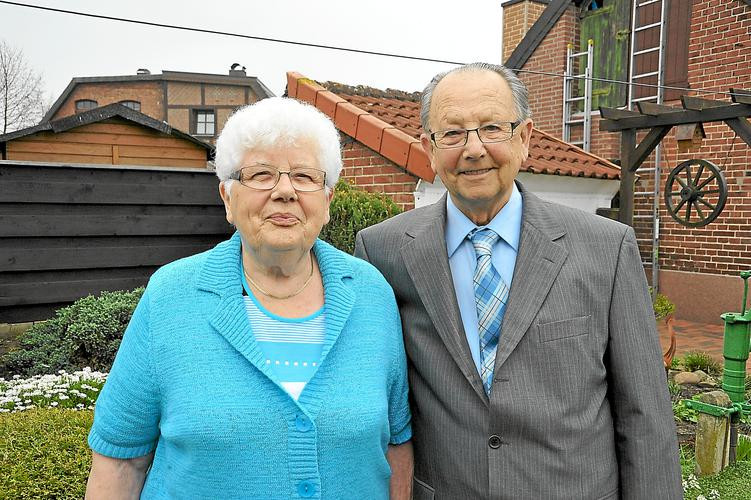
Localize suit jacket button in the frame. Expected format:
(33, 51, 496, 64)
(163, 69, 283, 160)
(488, 435, 502, 449)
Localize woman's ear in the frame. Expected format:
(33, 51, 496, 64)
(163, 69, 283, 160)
(218, 180, 235, 226)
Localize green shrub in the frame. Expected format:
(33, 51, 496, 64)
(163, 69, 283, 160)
(650, 288, 676, 320)
(320, 180, 402, 254)
(0, 408, 92, 499)
(0, 288, 143, 377)
(682, 350, 722, 375)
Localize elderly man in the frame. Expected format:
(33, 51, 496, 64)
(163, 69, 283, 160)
(355, 63, 681, 499)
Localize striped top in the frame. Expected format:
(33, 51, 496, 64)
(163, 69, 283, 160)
(240, 271, 325, 400)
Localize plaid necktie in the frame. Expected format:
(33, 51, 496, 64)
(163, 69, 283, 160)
(469, 228, 509, 396)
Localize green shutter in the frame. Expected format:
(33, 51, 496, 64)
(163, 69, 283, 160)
(579, 0, 631, 109)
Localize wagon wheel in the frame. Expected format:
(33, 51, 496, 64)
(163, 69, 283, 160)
(664, 159, 728, 228)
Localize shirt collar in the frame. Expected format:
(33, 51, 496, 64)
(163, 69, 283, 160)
(445, 182, 523, 258)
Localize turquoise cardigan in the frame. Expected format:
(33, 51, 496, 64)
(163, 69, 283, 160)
(89, 233, 411, 499)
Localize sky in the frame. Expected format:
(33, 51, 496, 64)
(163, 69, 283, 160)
(0, 0, 504, 105)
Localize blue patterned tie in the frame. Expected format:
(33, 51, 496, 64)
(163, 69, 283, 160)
(469, 228, 509, 396)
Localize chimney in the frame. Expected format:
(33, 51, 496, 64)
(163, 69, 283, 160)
(229, 63, 247, 77)
(136, 68, 151, 75)
(502, 0, 549, 63)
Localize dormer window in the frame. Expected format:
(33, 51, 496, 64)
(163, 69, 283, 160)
(75, 99, 98, 113)
(119, 100, 141, 111)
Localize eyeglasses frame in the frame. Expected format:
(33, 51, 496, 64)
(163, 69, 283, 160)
(231, 164, 328, 192)
(429, 120, 522, 149)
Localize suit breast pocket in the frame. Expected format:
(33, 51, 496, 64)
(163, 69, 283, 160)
(537, 315, 591, 343)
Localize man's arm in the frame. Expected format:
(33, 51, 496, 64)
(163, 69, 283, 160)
(354, 230, 370, 262)
(387, 441, 413, 500)
(607, 227, 682, 499)
(85, 451, 154, 500)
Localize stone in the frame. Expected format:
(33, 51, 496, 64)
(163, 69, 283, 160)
(694, 370, 710, 382)
(674, 371, 703, 385)
(698, 390, 732, 407)
(698, 377, 718, 388)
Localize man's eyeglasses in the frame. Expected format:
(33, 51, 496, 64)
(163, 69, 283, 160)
(232, 164, 327, 192)
(429, 121, 521, 149)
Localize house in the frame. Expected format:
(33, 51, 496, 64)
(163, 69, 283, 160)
(286, 72, 621, 214)
(43, 66, 274, 144)
(0, 103, 214, 168)
(500, 0, 751, 322)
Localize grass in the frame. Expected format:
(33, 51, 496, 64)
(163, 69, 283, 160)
(681, 446, 751, 499)
(682, 351, 722, 375)
(0, 408, 93, 499)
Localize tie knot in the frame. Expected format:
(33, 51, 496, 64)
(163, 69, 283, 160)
(469, 228, 499, 258)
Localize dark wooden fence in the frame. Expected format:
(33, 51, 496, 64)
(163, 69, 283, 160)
(0, 161, 233, 323)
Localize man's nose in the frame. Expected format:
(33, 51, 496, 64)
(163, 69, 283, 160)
(463, 129, 486, 158)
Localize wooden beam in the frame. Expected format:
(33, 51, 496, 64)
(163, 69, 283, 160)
(637, 102, 683, 116)
(681, 96, 729, 110)
(628, 126, 673, 172)
(730, 88, 751, 105)
(619, 129, 636, 227)
(600, 103, 751, 131)
(599, 107, 643, 120)
(724, 118, 751, 147)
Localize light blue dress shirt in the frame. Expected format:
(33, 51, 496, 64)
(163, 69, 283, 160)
(445, 183, 523, 375)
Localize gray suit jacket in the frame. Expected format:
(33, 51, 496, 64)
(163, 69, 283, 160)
(355, 184, 681, 500)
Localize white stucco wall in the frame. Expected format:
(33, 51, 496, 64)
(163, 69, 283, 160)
(414, 172, 619, 214)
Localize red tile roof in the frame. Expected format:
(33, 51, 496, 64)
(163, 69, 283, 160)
(286, 72, 620, 182)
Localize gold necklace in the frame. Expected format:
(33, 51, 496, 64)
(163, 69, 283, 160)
(243, 253, 315, 300)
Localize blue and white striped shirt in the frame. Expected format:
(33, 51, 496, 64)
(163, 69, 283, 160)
(241, 271, 325, 400)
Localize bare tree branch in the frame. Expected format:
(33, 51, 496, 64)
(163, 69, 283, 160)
(0, 40, 47, 134)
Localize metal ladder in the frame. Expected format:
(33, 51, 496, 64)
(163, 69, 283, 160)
(628, 0, 667, 292)
(562, 40, 594, 151)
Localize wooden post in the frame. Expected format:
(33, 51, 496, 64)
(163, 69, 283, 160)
(694, 391, 733, 476)
(618, 129, 636, 226)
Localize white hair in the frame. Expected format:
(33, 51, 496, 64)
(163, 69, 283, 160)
(420, 62, 531, 132)
(215, 97, 342, 194)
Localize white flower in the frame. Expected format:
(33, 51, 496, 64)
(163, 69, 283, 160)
(50, 401, 58, 407)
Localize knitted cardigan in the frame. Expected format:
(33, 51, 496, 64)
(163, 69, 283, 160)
(88, 233, 412, 499)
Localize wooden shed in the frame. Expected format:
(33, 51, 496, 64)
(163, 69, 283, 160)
(0, 103, 214, 168)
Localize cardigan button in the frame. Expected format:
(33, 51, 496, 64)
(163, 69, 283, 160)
(297, 480, 316, 497)
(295, 414, 312, 432)
(488, 435, 502, 449)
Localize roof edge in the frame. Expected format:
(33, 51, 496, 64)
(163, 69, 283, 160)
(3, 103, 214, 156)
(504, 0, 572, 70)
(287, 71, 435, 182)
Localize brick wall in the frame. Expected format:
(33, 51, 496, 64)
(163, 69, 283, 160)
(166, 82, 202, 105)
(516, 5, 579, 138)
(340, 137, 419, 211)
(205, 85, 245, 106)
(630, 1, 751, 278)
(502, 0, 548, 62)
(513, 0, 751, 281)
(52, 81, 164, 121)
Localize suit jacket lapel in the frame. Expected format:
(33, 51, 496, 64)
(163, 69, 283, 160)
(402, 195, 488, 403)
(494, 186, 568, 372)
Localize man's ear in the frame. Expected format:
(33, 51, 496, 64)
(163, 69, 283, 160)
(517, 119, 534, 159)
(218, 180, 234, 226)
(420, 133, 436, 174)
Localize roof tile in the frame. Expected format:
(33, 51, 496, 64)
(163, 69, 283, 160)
(355, 114, 385, 152)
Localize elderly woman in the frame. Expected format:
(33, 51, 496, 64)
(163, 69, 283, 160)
(85, 97, 413, 499)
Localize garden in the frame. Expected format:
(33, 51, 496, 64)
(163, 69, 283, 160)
(1, 182, 750, 499)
